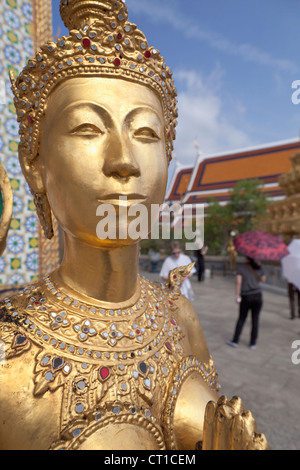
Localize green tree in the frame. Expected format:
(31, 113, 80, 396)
(204, 198, 233, 255)
(204, 179, 267, 255)
(230, 179, 267, 233)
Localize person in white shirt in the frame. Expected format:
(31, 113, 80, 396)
(160, 242, 196, 302)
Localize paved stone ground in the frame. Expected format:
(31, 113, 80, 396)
(141, 269, 300, 450)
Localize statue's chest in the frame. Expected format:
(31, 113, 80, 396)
(35, 326, 184, 436)
(0, 279, 189, 449)
(39, 340, 185, 449)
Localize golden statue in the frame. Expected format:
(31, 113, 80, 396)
(0, 0, 268, 451)
(227, 233, 238, 272)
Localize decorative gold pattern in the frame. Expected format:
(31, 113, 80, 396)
(263, 152, 300, 241)
(51, 408, 167, 450)
(163, 356, 219, 450)
(167, 262, 196, 295)
(33, 192, 54, 240)
(33, 0, 53, 50)
(0, 275, 219, 450)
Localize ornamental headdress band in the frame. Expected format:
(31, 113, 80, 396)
(10, 0, 178, 164)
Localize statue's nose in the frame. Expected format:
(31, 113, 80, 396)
(102, 131, 140, 180)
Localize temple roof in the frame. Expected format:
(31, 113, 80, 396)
(166, 138, 300, 205)
(165, 163, 193, 202)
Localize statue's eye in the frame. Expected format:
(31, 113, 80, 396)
(133, 127, 160, 141)
(71, 124, 103, 136)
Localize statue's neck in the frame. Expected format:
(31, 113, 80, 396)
(56, 234, 140, 304)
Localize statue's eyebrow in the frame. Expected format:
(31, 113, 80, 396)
(125, 106, 164, 128)
(59, 101, 113, 128)
(56, 101, 164, 130)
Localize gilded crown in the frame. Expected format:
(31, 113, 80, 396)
(60, 0, 128, 30)
(10, 0, 178, 163)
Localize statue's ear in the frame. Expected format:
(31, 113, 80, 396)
(18, 147, 45, 194)
(19, 146, 54, 239)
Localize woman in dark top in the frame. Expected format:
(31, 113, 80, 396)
(227, 257, 266, 349)
(195, 245, 208, 282)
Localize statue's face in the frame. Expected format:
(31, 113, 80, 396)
(38, 77, 168, 247)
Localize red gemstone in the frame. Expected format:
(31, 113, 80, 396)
(114, 58, 121, 66)
(117, 32, 122, 40)
(169, 301, 173, 306)
(34, 301, 39, 305)
(99, 367, 110, 381)
(165, 342, 172, 352)
(171, 319, 176, 325)
(145, 50, 151, 59)
(136, 329, 140, 335)
(27, 115, 33, 123)
(82, 38, 91, 48)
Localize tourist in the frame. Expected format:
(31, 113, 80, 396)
(227, 257, 266, 349)
(195, 245, 208, 282)
(287, 282, 300, 319)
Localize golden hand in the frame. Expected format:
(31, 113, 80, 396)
(201, 396, 269, 450)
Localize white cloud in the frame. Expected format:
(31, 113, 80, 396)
(173, 68, 251, 165)
(126, 0, 299, 74)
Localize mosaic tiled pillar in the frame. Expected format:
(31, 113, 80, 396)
(0, 0, 59, 290)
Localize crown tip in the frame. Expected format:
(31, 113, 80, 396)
(60, 0, 128, 31)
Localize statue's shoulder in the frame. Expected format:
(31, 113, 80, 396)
(0, 286, 29, 321)
(0, 285, 35, 352)
(141, 266, 198, 323)
(166, 264, 211, 363)
(142, 267, 211, 361)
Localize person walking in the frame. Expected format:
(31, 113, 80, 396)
(160, 242, 196, 302)
(287, 282, 300, 319)
(195, 245, 208, 282)
(227, 257, 266, 349)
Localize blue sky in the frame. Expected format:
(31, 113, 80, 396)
(52, 0, 300, 168)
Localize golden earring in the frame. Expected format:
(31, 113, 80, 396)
(33, 192, 54, 240)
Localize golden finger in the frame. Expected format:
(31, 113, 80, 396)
(202, 401, 217, 450)
(213, 403, 235, 450)
(231, 414, 245, 450)
(217, 395, 229, 406)
(228, 396, 245, 415)
(241, 410, 257, 443)
(248, 433, 269, 451)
